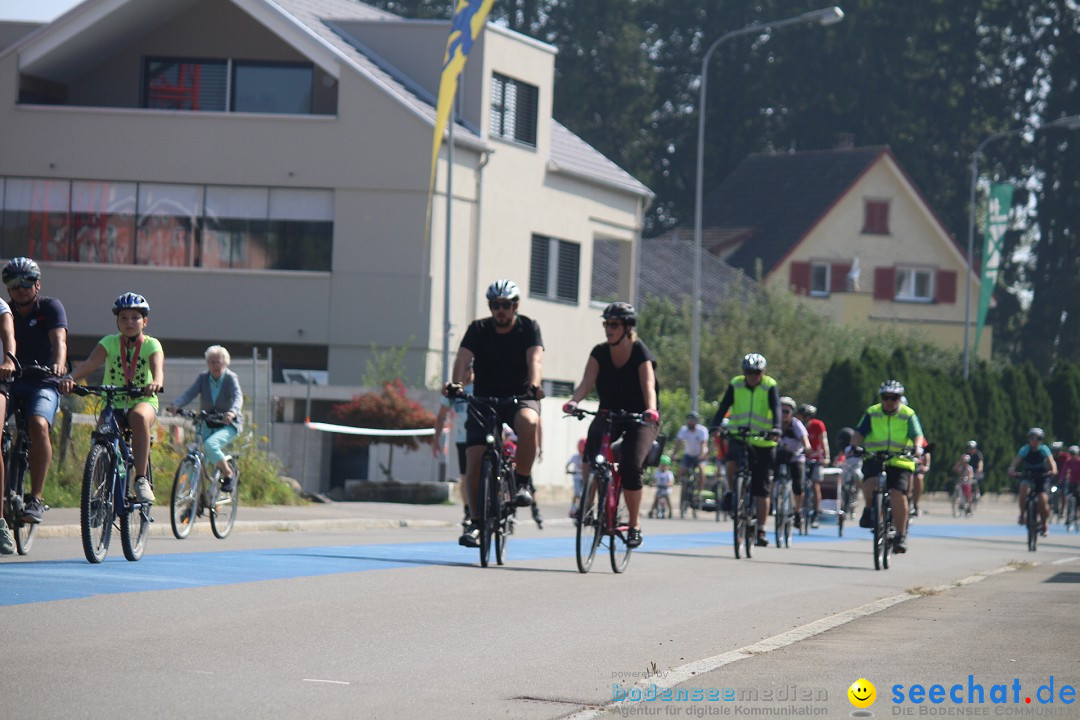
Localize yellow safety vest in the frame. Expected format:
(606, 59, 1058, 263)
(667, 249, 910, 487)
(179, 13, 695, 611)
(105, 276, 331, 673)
(863, 403, 917, 470)
(729, 375, 777, 448)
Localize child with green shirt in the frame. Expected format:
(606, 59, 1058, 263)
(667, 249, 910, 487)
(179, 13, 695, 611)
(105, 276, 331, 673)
(60, 293, 163, 504)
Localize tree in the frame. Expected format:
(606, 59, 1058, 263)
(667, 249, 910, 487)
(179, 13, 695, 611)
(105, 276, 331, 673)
(330, 380, 436, 480)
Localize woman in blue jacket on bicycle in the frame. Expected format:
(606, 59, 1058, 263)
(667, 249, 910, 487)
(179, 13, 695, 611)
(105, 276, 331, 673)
(167, 345, 243, 492)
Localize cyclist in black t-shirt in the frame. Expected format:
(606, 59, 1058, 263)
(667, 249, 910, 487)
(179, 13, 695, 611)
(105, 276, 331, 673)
(447, 279, 544, 547)
(563, 302, 659, 549)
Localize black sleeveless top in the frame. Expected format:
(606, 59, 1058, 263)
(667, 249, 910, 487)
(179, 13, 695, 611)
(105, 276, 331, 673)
(590, 340, 657, 412)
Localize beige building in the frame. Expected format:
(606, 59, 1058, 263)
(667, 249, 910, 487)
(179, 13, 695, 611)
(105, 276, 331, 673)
(687, 146, 988, 355)
(0, 0, 652, 492)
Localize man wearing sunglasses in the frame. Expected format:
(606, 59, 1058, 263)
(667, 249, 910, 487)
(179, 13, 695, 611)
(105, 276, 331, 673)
(851, 380, 925, 554)
(2, 257, 68, 525)
(448, 279, 543, 547)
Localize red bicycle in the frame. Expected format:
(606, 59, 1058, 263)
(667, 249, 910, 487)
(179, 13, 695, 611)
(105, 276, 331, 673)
(567, 408, 657, 574)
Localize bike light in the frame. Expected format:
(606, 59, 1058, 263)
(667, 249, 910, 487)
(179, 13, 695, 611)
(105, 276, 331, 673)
(595, 454, 607, 466)
(485, 434, 496, 445)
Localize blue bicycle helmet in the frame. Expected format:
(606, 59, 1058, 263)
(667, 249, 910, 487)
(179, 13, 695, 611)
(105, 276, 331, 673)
(2, 257, 41, 287)
(112, 292, 150, 316)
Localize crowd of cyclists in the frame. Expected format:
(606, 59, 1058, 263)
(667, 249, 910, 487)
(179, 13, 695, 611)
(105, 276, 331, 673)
(0, 256, 244, 556)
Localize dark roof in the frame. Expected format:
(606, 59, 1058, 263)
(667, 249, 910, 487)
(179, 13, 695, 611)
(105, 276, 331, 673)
(701, 146, 886, 278)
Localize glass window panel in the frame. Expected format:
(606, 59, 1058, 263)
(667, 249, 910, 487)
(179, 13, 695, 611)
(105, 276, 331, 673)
(144, 59, 227, 111)
(1, 178, 70, 260)
(811, 263, 829, 294)
(72, 181, 137, 264)
(205, 186, 268, 220)
(267, 220, 332, 271)
(138, 183, 203, 217)
(233, 64, 313, 114)
(136, 185, 201, 266)
(268, 189, 332, 221)
(202, 219, 271, 269)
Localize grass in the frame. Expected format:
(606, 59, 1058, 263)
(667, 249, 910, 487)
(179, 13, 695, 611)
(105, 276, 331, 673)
(35, 401, 304, 509)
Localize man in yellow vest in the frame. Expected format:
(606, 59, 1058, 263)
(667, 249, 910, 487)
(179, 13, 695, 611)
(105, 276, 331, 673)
(851, 380, 925, 554)
(709, 353, 781, 547)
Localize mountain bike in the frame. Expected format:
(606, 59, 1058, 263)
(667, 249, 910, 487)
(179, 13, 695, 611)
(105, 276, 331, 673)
(170, 409, 240, 539)
(837, 456, 861, 538)
(773, 460, 794, 548)
(451, 388, 528, 567)
(71, 384, 155, 563)
(1020, 470, 1045, 552)
(567, 407, 659, 574)
(679, 461, 701, 519)
(721, 426, 763, 559)
(865, 450, 914, 571)
(799, 463, 814, 536)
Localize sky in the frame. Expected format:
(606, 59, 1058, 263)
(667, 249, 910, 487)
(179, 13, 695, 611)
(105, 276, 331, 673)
(0, 0, 85, 22)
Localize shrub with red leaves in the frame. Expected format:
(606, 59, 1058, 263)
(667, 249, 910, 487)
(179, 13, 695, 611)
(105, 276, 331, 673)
(330, 379, 436, 451)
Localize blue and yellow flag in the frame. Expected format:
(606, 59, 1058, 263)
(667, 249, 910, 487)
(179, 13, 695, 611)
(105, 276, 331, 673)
(429, 0, 494, 194)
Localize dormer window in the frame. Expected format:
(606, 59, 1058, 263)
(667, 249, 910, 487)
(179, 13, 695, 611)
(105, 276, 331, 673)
(490, 73, 538, 147)
(143, 58, 314, 114)
(863, 199, 890, 234)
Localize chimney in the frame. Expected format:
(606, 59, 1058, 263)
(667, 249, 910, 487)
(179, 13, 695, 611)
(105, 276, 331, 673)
(835, 133, 855, 150)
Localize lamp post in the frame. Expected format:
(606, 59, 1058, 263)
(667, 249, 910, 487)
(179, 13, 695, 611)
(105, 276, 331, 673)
(690, 6, 844, 411)
(961, 114, 1080, 379)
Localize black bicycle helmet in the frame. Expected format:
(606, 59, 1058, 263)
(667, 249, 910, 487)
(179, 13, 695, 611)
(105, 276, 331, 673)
(601, 301, 637, 326)
(798, 403, 817, 417)
(2, 257, 41, 286)
(112, 292, 150, 316)
(742, 353, 767, 372)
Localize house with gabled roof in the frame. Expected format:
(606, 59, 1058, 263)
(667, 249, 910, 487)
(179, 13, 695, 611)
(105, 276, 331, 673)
(682, 144, 987, 355)
(0, 0, 652, 491)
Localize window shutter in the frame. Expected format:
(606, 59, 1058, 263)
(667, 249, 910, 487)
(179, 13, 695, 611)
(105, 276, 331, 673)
(789, 261, 811, 294)
(515, 82, 538, 147)
(874, 266, 895, 301)
(529, 235, 548, 297)
(936, 269, 957, 304)
(831, 263, 852, 292)
(556, 240, 580, 302)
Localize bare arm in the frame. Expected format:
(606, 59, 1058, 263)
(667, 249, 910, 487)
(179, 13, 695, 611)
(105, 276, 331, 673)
(526, 345, 543, 395)
(146, 350, 164, 395)
(49, 326, 68, 376)
(0, 313, 14, 380)
(639, 360, 657, 412)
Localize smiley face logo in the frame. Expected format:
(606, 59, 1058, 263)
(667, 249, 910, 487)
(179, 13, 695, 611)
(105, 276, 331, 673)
(848, 678, 876, 708)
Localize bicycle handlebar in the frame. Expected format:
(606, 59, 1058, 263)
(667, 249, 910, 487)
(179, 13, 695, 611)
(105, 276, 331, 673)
(564, 407, 656, 426)
(713, 425, 780, 440)
(172, 408, 230, 423)
(71, 384, 158, 400)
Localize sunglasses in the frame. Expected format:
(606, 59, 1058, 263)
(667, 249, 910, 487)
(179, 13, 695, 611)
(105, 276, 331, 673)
(744, 370, 763, 376)
(881, 394, 901, 402)
(489, 300, 515, 310)
(782, 409, 792, 415)
(602, 320, 623, 329)
(5, 279, 35, 290)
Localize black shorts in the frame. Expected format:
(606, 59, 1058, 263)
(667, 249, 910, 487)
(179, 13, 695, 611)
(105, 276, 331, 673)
(464, 398, 540, 447)
(1022, 472, 1049, 495)
(726, 440, 775, 498)
(862, 460, 911, 495)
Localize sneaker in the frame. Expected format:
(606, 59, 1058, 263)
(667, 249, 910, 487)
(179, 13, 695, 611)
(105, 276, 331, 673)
(859, 506, 873, 529)
(221, 475, 236, 493)
(627, 527, 643, 548)
(793, 513, 801, 530)
(514, 487, 533, 507)
(893, 535, 908, 553)
(458, 523, 480, 547)
(20, 496, 43, 524)
(134, 476, 156, 504)
(1041, 524, 1048, 537)
(531, 504, 544, 530)
(1018, 513, 1025, 526)
(0, 522, 14, 555)
(810, 513, 820, 529)
(755, 533, 769, 547)
(911, 505, 920, 517)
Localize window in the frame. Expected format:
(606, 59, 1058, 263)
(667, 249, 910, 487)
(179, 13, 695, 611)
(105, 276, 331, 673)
(144, 58, 313, 115)
(810, 262, 830, 296)
(490, 73, 538, 147)
(1, 178, 71, 260)
(895, 267, 934, 302)
(863, 199, 890, 234)
(530, 235, 579, 303)
(590, 239, 621, 303)
(72, 181, 137, 264)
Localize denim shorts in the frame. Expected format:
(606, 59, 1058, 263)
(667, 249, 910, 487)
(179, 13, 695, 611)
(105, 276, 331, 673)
(10, 381, 60, 424)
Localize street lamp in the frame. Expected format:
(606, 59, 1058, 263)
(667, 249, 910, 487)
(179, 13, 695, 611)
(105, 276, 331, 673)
(961, 113, 1080, 379)
(690, 6, 844, 411)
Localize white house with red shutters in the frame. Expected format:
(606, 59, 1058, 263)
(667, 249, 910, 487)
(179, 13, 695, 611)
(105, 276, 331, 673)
(688, 144, 985, 356)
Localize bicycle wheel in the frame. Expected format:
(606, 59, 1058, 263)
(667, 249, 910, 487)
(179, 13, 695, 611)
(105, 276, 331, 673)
(210, 458, 240, 539)
(609, 481, 631, 573)
(575, 470, 603, 573)
(799, 496, 811, 536)
(838, 487, 849, 537)
(494, 468, 510, 566)
(478, 456, 496, 567)
(1027, 499, 1039, 551)
(1067, 496, 1077, 532)
(882, 499, 892, 570)
(952, 489, 963, 518)
(170, 457, 200, 539)
(872, 492, 885, 571)
(80, 443, 115, 564)
(774, 486, 786, 548)
(732, 475, 743, 559)
(744, 495, 754, 560)
(10, 448, 35, 555)
(656, 495, 670, 519)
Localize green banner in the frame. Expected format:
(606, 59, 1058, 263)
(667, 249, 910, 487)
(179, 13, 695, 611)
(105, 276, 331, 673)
(974, 183, 1013, 353)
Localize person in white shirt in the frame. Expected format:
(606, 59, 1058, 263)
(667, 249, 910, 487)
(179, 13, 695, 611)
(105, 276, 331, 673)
(649, 455, 675, 518)
(674, 411, 710, 512)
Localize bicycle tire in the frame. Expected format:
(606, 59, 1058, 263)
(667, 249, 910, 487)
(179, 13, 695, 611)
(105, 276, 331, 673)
(744, 498, 754, 560)
(1027, 497, 1039, 551)
(775, 482, 789, 548)
(656, 495, 670, 520)
(80, 443, 114, 564)
(170, 457, 200, 539)
(882, 496, 892, 570)
(10, 447, 35, 555)
(1067, 495, 1077, 532)
(478, 455, 496, 567)
(575, 470, 603, 573)
(609, 480, 631, 573)
(952, 489, 963, 518)
(872, 492, 885, 571)
(494, 466, 510, 566)
(732, 474, 743, 559)
(210, 457, 240, 539)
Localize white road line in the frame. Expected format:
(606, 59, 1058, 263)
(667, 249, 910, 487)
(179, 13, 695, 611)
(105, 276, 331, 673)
(563, 563, 1022, 720)
(1051, 556, 1079, 565)
(302, 679, 351, 685)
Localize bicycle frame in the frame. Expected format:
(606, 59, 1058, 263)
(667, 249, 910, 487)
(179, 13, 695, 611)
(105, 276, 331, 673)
(722, 426, 760, 560)
(2, 403, 35, 554)
(170, 410, 239, 540)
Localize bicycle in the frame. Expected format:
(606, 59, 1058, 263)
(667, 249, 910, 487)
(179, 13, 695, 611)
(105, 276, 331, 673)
(71, 384, 155, 563)
(451, 388, 526, 568)
(567, 407, 658, 574)
(951, 477, 973, 518)
(773, 460, 794, 548)
(652, 484, 672, 519)
(169, 409, 240, 540)
(864, 449, 914, 571)
(799, 462, 815, 536)
(721, 426, 764, 559)
(837, 457, 861, 538)
(1020, 470, 1045, 552)
(1, 356, 54, 554)
(1065, 489, 1078, 533)
(679, 460, 701, 519)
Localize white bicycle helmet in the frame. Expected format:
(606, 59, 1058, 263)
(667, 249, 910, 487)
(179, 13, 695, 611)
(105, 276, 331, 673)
(879, 380, 905, 396)
(485, 279, 520, 302)
(742, 353, 767, 372)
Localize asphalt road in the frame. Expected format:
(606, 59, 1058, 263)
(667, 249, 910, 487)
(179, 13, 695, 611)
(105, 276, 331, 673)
(1, 496, 1077, 720)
